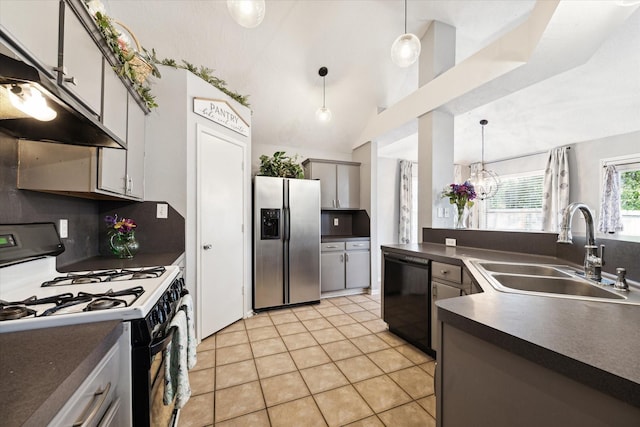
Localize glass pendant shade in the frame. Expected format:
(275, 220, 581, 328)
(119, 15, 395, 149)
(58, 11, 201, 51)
(7, 85, 57, 121)
(227, 0, 265, 28)
(316, 106, 332, 122)
(391, 33, 421, 67)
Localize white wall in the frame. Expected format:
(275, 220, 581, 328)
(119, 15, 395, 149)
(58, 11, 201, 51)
(377, 158, 400, 246)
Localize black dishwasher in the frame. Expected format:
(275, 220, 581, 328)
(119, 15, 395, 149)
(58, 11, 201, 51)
(382, 253, 433, 356)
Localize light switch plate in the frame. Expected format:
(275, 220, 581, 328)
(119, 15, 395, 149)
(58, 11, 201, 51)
(333, 218, 339, 226)
(444, 208, 450, 218)
(445, 238, 456, 246)
(58, 219, 68, 239)
(157, 203, 169, 219)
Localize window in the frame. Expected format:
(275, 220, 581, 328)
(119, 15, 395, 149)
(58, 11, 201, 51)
(483, 171, 545, 231)
(616, 161, 640, 237)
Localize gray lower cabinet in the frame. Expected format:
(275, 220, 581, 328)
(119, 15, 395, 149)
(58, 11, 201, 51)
(321, 241, 370, 292)
(321, 251, 345, 292)
(437, 323, 640, 426)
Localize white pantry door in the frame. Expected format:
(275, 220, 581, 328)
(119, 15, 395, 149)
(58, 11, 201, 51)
(197, 126, 245, 339)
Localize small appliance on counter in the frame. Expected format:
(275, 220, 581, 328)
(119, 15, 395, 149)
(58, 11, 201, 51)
(0, 223, 187, 427)
(253, 176, 321, 310)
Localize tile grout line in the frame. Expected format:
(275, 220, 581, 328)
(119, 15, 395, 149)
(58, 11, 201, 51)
(191, 295, 434, 426)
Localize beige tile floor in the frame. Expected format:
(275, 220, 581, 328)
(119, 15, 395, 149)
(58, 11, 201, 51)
(179, 294, 436, 427)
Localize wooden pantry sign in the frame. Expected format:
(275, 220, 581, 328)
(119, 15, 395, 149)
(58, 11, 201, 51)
(193, 97, 249, 137)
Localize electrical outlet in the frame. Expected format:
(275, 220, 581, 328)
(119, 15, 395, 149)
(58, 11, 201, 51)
(333, 218, 339, 226)
(437, 207, 444, 218)
(445, 238, 456, 246)
(444, 208, 450, 218)
(157, 203, 169, 219)
(58, 219, 68, 239)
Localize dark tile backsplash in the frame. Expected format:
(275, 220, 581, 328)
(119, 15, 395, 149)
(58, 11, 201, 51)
(1, 136, 99, 266)
(1, 134, 185, 268)
(321, 210, 371, 237)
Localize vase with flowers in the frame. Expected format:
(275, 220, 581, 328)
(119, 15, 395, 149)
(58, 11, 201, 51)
(105, 214, 139, 258)
(441, 181, 477, 229)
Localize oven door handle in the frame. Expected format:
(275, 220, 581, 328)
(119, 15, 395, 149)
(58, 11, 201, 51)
(150, 328, 175, 357)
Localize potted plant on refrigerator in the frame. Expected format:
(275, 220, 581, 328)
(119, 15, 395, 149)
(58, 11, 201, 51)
(258, 151, 304, 178)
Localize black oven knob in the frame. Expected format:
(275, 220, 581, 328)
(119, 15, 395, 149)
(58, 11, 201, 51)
(155, 305, 166, 324)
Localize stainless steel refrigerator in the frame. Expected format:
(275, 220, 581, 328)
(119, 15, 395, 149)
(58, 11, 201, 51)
(253, 176, 321, 310)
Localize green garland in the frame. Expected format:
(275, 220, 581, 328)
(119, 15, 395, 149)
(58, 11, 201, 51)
(150, 53, 250, 107)
(92, 11, 160, 108)
(89, 8, 250, 109)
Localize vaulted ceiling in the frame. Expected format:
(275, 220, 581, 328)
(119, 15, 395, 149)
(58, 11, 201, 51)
(106, 0, 640, 164)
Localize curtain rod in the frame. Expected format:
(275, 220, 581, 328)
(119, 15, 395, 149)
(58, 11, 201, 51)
(483, 146, 571, 165)
(603, 159, 640, 168)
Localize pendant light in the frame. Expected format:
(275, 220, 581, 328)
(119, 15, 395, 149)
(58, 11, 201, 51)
(390, 0, 421, 67)
(469, 119, 500, 200)
(316, 67, 332, 122)
(227, 0, 266, 28)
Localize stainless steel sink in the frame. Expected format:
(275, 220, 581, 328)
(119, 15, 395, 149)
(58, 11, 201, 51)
(479, 262, 570, 277)
(471, 261, 638, 305)
(491, 274, 625, 300)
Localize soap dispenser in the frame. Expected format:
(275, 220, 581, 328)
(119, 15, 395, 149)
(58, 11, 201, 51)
(614, 268, 629, 291)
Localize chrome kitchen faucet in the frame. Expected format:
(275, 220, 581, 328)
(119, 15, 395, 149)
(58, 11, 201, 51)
(557, 203, 605, 282)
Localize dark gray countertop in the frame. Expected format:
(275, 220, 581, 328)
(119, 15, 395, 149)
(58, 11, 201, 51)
(381, 243, 640, 408)
(58, 251, 184, 272)
(0, 321, 123, 427)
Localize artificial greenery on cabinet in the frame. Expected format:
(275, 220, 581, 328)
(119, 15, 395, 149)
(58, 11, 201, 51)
(258, 152, 304, 179)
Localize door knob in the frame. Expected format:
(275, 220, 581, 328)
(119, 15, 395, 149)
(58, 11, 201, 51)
(203, 244, 212, 250)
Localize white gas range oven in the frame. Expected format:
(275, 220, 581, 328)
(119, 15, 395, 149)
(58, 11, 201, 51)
(0, 223, 185, 427)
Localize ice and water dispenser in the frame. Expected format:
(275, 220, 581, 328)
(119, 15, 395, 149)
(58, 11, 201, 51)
(260, 208, 281, 240)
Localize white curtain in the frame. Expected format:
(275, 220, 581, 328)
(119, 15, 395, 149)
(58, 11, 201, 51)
(468, 162, 483, 229)
(399, 160, 412, 243)
(598, 165, 624, 233)
(542, 147, 570, 232)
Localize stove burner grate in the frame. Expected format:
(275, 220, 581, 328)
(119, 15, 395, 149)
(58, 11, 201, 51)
(0, 305, 36, 321)
(40, 267, 166, 287)
(84, 297, 127, 311)
(122, 266, 166, 280)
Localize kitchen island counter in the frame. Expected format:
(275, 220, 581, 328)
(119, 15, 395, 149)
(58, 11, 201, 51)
(0, 321, 123, 427)
(382, 243, 640, 409)
(58, 251, 184, 272)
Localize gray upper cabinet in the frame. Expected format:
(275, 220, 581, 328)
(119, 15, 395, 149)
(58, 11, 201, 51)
(99, 95, 146, 199)
(337, 164, 360, 209)
(102, 64, 128, 143)
(60, 2, 103, 115)
(303, 159, 360, 209)
(125, 95, 145, 199)
(0, 0, 59, 78)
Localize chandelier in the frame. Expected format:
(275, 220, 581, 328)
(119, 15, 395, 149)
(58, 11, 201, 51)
(469, 119, 500, 200)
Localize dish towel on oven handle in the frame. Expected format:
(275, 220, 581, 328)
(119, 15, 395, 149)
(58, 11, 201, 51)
(179, 293, 197, 369)
(164, 310, 191, 408)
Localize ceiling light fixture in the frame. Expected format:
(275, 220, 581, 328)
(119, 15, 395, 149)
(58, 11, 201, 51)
(469, 119, 500, 200)
(6, 84, 57, 121)
(390, 0, 421, 67)
(227, 0, 266, 28)
(316, 67, 332, 123)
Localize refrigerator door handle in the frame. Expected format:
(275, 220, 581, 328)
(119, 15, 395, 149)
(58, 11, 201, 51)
(283, 207, 291, 241)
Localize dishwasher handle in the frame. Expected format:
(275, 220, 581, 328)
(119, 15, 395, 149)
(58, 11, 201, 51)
(384, 253, 430, 268)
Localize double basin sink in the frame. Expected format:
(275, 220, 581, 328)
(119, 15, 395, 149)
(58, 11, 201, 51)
(473, 261, 638, 304)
